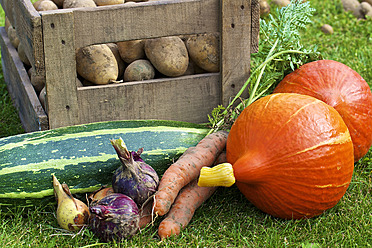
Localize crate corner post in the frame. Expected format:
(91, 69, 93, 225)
(41, 9, 80, 129)
(220, 0, 256, 106)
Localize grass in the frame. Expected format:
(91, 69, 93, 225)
(0, 0, 371, 247)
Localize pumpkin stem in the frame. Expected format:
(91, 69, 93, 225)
(198, 163, 235, 187)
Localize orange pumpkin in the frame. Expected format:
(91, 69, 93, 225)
(274, 60, 372, 162)
(226, 93, 354, 219)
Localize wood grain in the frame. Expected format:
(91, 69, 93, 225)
(13, 0, 45, 87)
(221, 0, 252, 106)
(72, 0, 219, 49)
(0, 27, 48, 131)
(41, 9, 80, 129)
(77, 73, 220, 124)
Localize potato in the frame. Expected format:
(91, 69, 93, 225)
(35, 0, 58, 11)
(259, 0, 270, 17)
(360, 2, 372, 17)
(7, 26, 20, 49)
(18, 42, 31, 67)
(271, 0, 290, 7)
(39, 86, 48, 114)
(341, 0, 360, 12)
(63, 0, 96, 8)
(117, 39, 145, 64)
(106, 43, 126, 79)
(29, 68, 46, 93)
(185, 33, 220, 73)
(33, 0, 48, 9)
(124, 59, 155, 82)
(4, 16, 11, 31)
(94, 0, 124, 6)
(144, 36, 189, 77)
(320, 24, 334, 34)
(76, 44, 119, 85)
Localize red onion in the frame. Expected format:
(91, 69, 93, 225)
(111, 138, 159, 206)
(89, 193, 139, 242)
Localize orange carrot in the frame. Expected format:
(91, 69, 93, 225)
(157, 151, 227, 240)
(153, 131, 228, 216)
(157, 179, 217, 240)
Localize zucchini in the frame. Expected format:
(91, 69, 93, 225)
(0, 120, 209, 208)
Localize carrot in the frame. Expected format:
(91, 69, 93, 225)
(153, 131, 228, 216)
(157, 151, 227, 240)
(157, 179, 217, 239)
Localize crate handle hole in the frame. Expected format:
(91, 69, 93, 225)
(50, 23, 55, 29)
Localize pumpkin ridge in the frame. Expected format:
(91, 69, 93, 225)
(253, 97, 324, 154)
(314, 181, 351, 188)
(288, 130, 351, 158)
(232, 128, 352, 184)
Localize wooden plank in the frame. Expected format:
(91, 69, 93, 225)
(72, 0, 220, 48)
(0, 27, 48, 132)
(13, 0, 45, 87)
(251, 0, 260, 53)
(0, 0, 15, 26)
(41, 9, 80, 129)
(77, 73, 220, 124)
(220, 0, 252, 106)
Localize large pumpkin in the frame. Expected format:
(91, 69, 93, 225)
(226, 93, 354, 219)
(274, 60, 372, 162)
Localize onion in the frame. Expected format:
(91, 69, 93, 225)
(111, 138, 159, 206)
(89, 193, 140, 242)
(52, 175, 90, 231)
(88, 186, 114, 204)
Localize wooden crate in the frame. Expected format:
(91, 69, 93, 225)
(0, 0, 260, 132)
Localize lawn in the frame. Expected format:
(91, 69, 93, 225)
(0, 0, 371, 247)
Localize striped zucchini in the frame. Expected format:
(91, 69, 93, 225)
(0, 120, 209, 208)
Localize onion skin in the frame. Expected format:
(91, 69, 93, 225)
(111, 138, 159, 206)
(88, 186, 114, 204)
(226, 93, 354, 219)
(274, 60, 372, 162)
(89, 193, 140, 242)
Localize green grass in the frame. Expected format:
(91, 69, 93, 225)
(0, 0, 372, 247)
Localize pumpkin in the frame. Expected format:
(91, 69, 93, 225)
(225, 93, 354, 219)
(274, 60, 372, 162)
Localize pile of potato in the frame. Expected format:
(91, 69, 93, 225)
(29, 0, 220, 87)
(75, 33, 220, 86)
(341, 0, 372, 19)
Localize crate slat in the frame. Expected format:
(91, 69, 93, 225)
(72, 0, 220, 48)
(41, 9, 80, 129)
(0, 27, 48, 132)
(13, 0, 45, 87)
(221, 0, 252, 106)
(77, 73, 220, 124)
